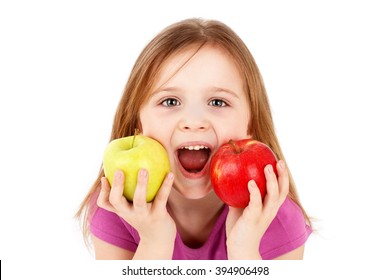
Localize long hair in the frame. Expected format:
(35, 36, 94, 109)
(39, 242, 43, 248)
(76, 18, 312, 244)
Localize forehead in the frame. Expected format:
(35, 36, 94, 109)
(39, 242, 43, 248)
(151, 44, 244, 93)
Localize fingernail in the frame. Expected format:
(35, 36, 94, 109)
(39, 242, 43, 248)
(167, 172, 174, 180)
(139, 168, 147, 178)
(278, 161, 285, 170)
(267, 165, 273, 174)
(114, 170, 123, 179)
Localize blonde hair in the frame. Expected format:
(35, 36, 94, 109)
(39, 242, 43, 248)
(76, 18, 311, 244)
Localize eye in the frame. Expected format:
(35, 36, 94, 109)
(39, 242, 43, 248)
(209, 99, 227, 107)
(161, 98, 181, 107)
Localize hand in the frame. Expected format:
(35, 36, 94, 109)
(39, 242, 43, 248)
(97, 169, 176, 259)
(225, 160, 289, 259)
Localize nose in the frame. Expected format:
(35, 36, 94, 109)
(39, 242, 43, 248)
(178, 106, 210, 132)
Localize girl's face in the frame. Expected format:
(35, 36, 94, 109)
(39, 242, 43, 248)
(139, 44, 251, 199)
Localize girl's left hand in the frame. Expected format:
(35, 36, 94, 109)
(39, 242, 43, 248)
(225, 160, 289, 259)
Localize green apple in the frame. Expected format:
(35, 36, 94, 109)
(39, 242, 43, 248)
(103, 132, 170, 202)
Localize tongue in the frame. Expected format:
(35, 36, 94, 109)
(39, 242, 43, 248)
(178, 149, 209, 173)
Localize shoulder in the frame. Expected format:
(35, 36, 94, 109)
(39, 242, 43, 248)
(260, 197, 312, 259)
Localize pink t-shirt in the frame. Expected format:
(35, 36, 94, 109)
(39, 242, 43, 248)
(90, 197, 311, 259)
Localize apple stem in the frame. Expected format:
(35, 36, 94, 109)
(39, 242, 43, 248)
(229, 139, 241, 154)
(132, 128, 139, 148)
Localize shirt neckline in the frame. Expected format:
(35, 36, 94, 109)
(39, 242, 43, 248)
(175, 204, 228, 254)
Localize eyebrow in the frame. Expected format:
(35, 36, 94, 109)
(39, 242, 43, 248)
(152, 86, 241, 99)
(152, 87, 180, 95)
(210, 86, 240, 99)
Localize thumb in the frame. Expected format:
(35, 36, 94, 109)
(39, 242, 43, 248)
(226, 206, 243, 236)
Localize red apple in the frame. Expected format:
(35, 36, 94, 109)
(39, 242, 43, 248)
(210, 139, 278, 208)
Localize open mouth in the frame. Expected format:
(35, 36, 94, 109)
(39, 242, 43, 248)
(177, 144, 211, 176)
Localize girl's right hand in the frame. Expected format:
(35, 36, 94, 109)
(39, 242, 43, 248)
(97, 169, 176, 259)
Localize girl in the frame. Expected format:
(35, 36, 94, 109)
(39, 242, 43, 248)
(77, 18, 312, 260)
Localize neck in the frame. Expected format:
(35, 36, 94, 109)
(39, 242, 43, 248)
(167, 187, 225, 248)
(167, 187, 224, 215)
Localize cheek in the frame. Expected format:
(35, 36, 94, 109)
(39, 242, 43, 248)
(220, 113, 251, 139)
(140, 110, 173, 148)
(215, 98, 252, 140)
(215, 126, 250, 146)
(140, 121, 164, 141)
(139, 107, 157, 135)
(139, 120, 156, 142)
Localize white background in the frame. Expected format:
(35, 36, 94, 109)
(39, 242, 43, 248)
(1, 0, 389, 279)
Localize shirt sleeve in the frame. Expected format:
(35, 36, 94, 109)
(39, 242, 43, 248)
(90, 207, 139, 252)
(259, 197, 312, 259)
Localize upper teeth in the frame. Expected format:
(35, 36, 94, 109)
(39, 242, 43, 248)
(180, 145, 209, 150)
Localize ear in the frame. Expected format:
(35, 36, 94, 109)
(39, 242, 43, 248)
(135, 120, 143, 135)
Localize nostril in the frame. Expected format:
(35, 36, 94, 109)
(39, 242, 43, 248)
(179, 120, 210, 131)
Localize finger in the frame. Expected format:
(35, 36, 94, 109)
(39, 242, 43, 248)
(264, 164, 279, 204)
(276, 160, 290, 200)
(241, 180, 264, 224)
(227, 206, 243, 221)
(226, 206, 243, 235)
(97, 177, 117, 213)
(247, 180, 263, 210)
(132, 168, 148, 209)
(109, 170, 131, 212)
(153, 172, 174, 212)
